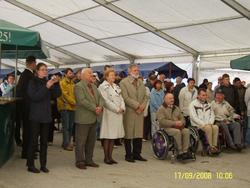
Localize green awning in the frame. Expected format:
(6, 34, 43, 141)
(230, 55, 250, 71)
(0, 20, 48, 59)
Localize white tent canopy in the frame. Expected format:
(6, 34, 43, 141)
(1, 0, 250, 82)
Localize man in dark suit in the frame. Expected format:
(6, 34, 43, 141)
(16, 56, 37, 159)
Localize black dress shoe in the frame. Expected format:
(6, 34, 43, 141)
(125, 157, 135, 163)
(27, 167, 40, 173)
(110, 159, 118, 164)
(229, 144, 237, 150)
(236, 144, 242, 152)
(76, 163, 87, 170)
(86, 162, 99, 168)
(134, 155, 147, 161)
(16, 141, 22, 147)
(181, 152, 193, 160)
(104, 159, 113, 165)
(177, 154, 183, 160)
(40, 167, 49, 173)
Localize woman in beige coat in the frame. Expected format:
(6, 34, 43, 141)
(98, 69, 125, 164)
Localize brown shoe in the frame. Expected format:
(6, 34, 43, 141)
(64, 146, 73, 151)
(86, 162, 99, 168)
(76, 163, 86, 170)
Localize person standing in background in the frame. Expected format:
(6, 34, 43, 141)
(206, 82, 214, 103)
(244, 84, 250, 146)
(16, 56, 37, 159)
(150, 80, 165, 137)
(0, 74, 15, 97)
(173, 76, 185, 107)
(179, 78, 198, 127)
(57, 68, 76, 151)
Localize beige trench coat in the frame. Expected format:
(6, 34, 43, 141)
(120, 76, 149, 139)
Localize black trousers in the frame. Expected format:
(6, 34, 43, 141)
(143, 109, 151, 140)
(124, 138, 142, 158)
(21, 102, 30, 158)
(48, 119, 55, 142)
(27, 121, 49, 168)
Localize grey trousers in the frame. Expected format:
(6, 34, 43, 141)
(219, 121, 241, 145)
(75, 123, 96, 164)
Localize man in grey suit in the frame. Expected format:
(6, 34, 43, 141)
(120, 64, 149, 162)
(74, 68, 104, 169)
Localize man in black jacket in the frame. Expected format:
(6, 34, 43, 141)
(16, 56, 37, 159)
(218, 74, 240, 114)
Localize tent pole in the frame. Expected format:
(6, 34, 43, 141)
(14, 45, 18, 97)
(192, 55, 199, 83)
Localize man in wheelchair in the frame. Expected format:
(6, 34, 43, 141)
(211, 89, 243, 151)
(156, 93, 193, 160)
(189, 88, 220, 155)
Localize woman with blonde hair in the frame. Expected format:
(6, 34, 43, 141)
(98, 69, 125, 164)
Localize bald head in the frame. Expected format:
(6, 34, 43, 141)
(164, 93, 174, 106)
(81, 68, 93, 83)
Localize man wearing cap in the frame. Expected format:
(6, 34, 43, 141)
(211, 89, 242, 151)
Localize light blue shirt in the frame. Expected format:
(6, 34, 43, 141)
(0, 80, 15, 97)
(150, 88, 165, 113)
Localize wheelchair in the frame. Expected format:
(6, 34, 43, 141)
(181, 125, 221, 156)
(152, 126, 198, 163)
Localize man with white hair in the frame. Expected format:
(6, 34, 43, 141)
(74, 68, 104, 169)
(173, 76, 185, 106)
(120, 64, 149, 162)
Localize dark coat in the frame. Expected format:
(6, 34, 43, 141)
(16, 69, 34, 100)
(219, 84, 240, 114)
(28, 77, 61, 123)
(173, 83, 185, 106)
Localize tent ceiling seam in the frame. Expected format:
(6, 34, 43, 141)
(5, 0, 136, 61)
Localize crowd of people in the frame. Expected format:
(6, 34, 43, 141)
(1, 56, 250, 173)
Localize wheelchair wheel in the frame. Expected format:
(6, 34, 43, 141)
(152, 130, 169, 160)
(189, 126, 199, 153)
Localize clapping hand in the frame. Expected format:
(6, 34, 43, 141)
(46, 79, 55, 89)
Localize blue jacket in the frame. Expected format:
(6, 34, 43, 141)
(150, 88, 165, 113)
(0, 80, 15, 97)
